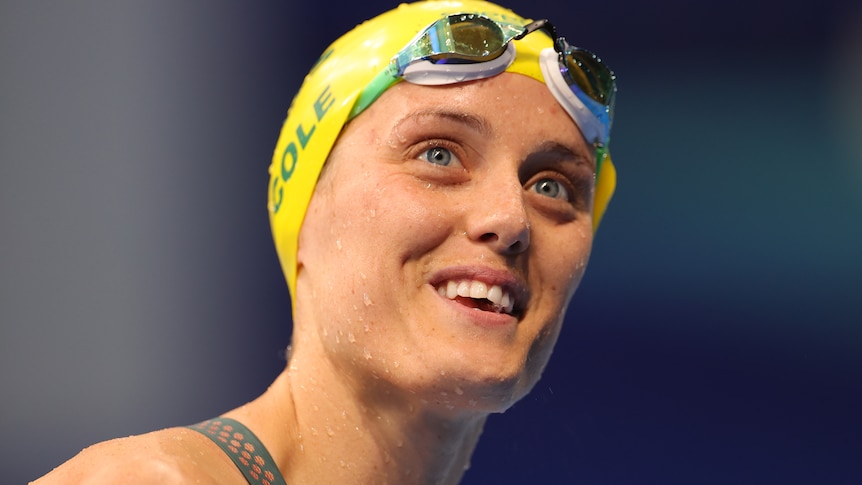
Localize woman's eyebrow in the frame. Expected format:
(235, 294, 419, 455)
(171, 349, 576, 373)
(533, 140, 596, 171)
(392, 108, 492, 137)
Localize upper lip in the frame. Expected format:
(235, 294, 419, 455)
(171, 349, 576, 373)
(428, 265, 529, 316)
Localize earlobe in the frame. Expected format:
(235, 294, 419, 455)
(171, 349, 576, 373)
(295, 228, 308, 268)
(295, 249, 306, 270)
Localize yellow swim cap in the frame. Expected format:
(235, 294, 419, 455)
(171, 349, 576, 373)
(267, 0, 617, 304)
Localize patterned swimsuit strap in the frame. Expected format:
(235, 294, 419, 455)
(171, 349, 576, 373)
(185, 417, 287, 485)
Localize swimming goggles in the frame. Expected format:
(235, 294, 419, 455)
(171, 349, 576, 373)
(349, 13, 617, 169)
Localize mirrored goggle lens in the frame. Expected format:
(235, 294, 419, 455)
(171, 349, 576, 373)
(449, 16, 506, 57)
(559, 43, 616, 107)
(420, 15, 510, 63)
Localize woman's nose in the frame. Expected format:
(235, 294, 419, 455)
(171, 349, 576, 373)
(464, 180, 530, 255)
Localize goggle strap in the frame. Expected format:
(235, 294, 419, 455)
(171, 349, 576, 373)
(515, 19, 556, 42)
(594, 145, 607, 178)
(350, 68, 399, 120)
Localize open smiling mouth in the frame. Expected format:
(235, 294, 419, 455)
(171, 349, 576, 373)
(435, 280, 516, 315)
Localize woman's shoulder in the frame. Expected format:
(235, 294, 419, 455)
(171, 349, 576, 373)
(32, 426, 245, 485)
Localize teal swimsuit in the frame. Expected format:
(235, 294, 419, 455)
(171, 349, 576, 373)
(185, 418, 288, 485)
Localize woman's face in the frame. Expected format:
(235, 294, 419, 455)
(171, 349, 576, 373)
(295, 72, 594, 414)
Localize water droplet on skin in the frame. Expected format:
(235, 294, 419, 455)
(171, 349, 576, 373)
(454, 386, 464, 395)
(468, 399, 478, 407)
(347, 332, 356, 343)
(310, 427, 319, 436)
(369, 208, 376, 218)
(336, 239, 342, 250)
(359, 271, 367, 280)
(363, 323, 371, 333)
(326, 425, 335, 437)
(363, 293, 373, 306)
(392, 361, 399, 368)
(363, 348, 372, 360)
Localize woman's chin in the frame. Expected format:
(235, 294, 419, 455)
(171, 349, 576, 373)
(383, 359, 539, 416)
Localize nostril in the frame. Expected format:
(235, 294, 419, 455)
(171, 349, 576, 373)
(476, 231, 529, 254)
(508, 240, 524, 253)
(479, 233, 498, 243)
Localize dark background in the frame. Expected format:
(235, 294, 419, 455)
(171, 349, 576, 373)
(3, 1, 861, 483)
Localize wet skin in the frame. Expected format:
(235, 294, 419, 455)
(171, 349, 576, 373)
(31, 72, 599, 485)
(293, 71, 596, 416)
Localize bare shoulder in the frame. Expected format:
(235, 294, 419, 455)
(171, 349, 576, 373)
(31, 427, 244, 485)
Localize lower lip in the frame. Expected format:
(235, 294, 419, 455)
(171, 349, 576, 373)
(431, 286, 518, 329)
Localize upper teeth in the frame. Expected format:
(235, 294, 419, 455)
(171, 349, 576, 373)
(436, 280, 514, 314)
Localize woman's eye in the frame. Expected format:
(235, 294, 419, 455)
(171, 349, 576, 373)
(529, 178, 570, 201)
(419, 146, 456, 166)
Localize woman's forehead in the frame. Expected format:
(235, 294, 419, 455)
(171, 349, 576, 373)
(352, 73, 587, 152)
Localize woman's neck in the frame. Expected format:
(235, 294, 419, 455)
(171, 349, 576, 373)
(226, 344, 489, 485)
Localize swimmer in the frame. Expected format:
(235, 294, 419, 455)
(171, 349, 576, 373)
(33, 1, 617, 483)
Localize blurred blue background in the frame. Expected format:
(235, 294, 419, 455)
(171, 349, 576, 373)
(2, 1, 861, 483)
